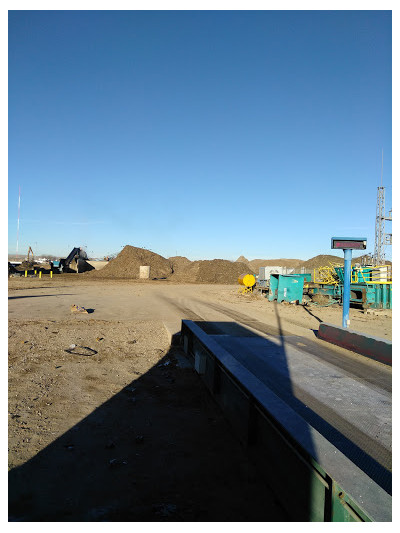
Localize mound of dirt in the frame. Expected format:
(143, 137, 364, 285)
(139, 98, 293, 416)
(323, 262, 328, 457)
(88, 246, 173, 279)
(235, 255, 249, 263)
(249, 258, 304, 270)
(168, 256, 192, 274)
(301, 255, 344, 269)
(169, 260, 255, 284)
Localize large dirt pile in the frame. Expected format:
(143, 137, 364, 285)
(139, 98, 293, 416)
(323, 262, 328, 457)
(89, 246, 173, 279)
(169, 259, 255, 284)
(235, 255, 249, 263)
(249, 258, 304, 271)
(301, 255, 344, 269)
(168, 256, 192, 274)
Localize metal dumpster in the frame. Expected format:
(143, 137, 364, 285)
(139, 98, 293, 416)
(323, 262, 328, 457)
(268, 274, 311, 303)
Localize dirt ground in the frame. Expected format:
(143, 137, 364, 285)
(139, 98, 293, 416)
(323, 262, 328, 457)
(8, 275, 392, 521)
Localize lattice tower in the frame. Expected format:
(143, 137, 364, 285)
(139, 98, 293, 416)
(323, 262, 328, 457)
(374, 186, 386, 265)
(374, 187, 392, 265)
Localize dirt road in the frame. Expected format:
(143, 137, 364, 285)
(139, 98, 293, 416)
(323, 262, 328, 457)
(8, 276, 392, 339)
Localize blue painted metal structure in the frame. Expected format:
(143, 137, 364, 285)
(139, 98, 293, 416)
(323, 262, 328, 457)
(331, 237, 367, 329)
(342, 249, 352, 328)
(308, 282, 392, 309)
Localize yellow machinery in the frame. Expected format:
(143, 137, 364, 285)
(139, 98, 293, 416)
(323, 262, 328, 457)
(238, 273, 256, 294)
(27, 246, 34, 263)
(313, 262, 392, 285)
(313, 262, 342, 285)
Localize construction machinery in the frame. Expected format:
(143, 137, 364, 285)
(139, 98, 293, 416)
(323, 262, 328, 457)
(18, 246, 36, 270)
(305, 263, 392, 309)
(27, 246, 34, 263)
(256, 260, 392, 310)
(52, 247, 94, 274)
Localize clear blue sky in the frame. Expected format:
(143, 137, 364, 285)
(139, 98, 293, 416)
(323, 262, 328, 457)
(8, 10, 392, 261)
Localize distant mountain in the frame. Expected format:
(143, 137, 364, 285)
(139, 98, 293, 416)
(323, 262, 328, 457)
(235, 255, 249, 263)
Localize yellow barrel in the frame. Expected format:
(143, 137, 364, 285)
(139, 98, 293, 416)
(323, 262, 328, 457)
(238, 273, 256, 287)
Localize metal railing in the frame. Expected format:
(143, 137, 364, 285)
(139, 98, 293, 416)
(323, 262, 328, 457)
(312, 264, 392, 285)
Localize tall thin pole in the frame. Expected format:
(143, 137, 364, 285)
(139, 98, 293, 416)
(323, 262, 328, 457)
(342, 249, 352, 328)
(16, 185, 21, 254)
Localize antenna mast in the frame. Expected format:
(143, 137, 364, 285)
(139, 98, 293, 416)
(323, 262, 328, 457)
(16, 185, 21, 254)
(373, 150, 392, 265)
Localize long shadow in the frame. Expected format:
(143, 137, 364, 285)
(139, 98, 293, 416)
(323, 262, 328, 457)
(302, 304, 323, 324)
(8, 340, 289, 522)
(8, 286, 71, 291)
(8, 319, 391, 521)
(8, 294, 75, 300)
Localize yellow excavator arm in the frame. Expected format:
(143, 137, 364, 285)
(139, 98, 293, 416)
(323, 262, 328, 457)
(27, 246, 34, 262)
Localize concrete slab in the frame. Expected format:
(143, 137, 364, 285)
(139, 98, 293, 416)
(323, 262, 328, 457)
(163, 321, 182, 345)
(318, 323, 392, 366)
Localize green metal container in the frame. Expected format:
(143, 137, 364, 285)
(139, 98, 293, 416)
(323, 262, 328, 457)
(268, 274, 309, 303)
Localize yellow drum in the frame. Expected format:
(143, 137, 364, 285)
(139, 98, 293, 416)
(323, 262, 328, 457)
(238, 273, 256, 287)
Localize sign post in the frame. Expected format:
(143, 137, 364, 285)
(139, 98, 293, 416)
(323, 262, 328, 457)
(331, 237, 367, 328)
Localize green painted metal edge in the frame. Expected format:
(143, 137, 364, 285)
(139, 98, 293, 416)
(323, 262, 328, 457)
(181, 320, 391, 522)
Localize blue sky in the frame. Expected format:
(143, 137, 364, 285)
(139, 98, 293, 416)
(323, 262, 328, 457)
(8, 9, 392, 260)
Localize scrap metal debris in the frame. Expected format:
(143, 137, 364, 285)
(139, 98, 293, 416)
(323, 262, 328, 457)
(70, 304, 88, 314)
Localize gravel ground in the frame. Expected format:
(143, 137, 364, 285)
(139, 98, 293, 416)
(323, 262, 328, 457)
(8, 278, 289, 522)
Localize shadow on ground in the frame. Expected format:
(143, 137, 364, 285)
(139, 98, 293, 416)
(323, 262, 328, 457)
(8, 294, 75, 300)
(9, 316, 391, 521)
(8, 340, 289, 522)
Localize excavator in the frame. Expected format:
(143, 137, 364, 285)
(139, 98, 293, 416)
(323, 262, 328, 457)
(27, 246, 34, 263)
(18, 246, 35, 269)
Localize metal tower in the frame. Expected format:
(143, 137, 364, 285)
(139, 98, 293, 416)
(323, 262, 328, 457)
(374, 187, 392, 265)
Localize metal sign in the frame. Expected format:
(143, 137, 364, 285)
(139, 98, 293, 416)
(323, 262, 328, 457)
(331, 237, 367, 250)
(331, 237, 367, 328)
